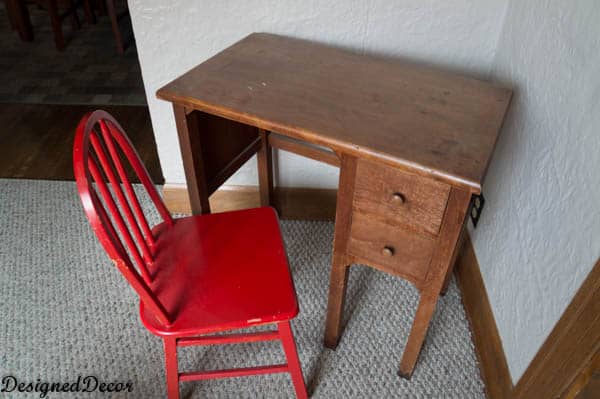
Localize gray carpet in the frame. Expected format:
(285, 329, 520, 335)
(0, 179, 485, 398)
(0, 3, 145, 105)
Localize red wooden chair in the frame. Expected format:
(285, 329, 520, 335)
(73, 110, 308, 399)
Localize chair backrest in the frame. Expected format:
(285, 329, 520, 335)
(73, 110, 173, 325)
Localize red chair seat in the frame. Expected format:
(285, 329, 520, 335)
(140, 207, 298, 337)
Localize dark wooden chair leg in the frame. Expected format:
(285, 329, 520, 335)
(67, 0, 80, 30)
(83, 0, 96, 24)
(106, 0, 124, 54)
(5, 0, 17, 29)
(93, 0, 106, 15)
(6, 0, 34, 41)
(47, 0, 65, 50)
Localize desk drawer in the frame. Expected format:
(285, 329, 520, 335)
(353, 159, 450, 236)
(348, 212, 435, 282)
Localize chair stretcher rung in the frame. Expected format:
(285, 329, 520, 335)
(179, 364, 289, 381)
(177, 331, 280, 347)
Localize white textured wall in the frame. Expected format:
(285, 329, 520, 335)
(472, 0, 600, 383)
(128, 0, 508, 187)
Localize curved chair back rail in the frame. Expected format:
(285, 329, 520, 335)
(73, 110, 173, 325)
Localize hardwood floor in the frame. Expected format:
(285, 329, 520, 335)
(0, 104, 164, 183)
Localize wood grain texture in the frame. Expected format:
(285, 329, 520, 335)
(162, 184, 336, 221)
(514, 258, 600, 399)
(563, 349, 600, 399)
(348, 212, 435, 284)
(157, 33, 512, 193)
(0, 104, 163, 183)
(455, 234, 513, 399)
(353, 158, 450, 236)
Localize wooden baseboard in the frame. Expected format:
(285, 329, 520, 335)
(162, 184, 337, 220)
(456, 235, 600, 399)
(455, 235, 513, 399)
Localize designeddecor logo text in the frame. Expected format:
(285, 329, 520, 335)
(1, 376, 134, 398)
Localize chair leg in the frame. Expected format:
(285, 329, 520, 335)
(6, 0, 34, 41)
(278, 321, 308, 399)
(106, 0, 124, 54)
(47, 0, 65, 50)
(83, 0, 96, 24)
(163, 337, 180, 399)
(67, 0, 80, 30)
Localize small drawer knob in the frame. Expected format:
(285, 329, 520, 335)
(392, 192, 406, 204)
(382, 246, 395, 257)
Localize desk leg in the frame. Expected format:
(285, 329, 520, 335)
(324, 155, 357, 349)
(172, 105, 211, 215)
(257, 129, 273, 207)
(398, 187, 471, 378)
(324, 257, 350, 348)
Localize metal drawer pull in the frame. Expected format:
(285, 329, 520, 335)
(381, 246, 395, 257)
(391, 192, 405, 204)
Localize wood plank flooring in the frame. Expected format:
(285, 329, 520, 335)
(0, 104, 163, 183)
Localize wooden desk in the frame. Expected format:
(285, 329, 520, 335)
(157, 33, 511, 379)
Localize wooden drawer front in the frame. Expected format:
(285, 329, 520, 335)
(348, 212, 435, 282)
(353, 159, 450, 236)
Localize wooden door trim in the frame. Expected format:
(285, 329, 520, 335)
(513, 258, 600, 398)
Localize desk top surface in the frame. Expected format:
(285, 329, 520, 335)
(157, 33, 511, 192)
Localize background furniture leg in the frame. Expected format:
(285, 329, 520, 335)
(279, 321, 308, 399)
(47, 0, 65, 50)
(5, 0, 17, 29)
(163, 337, 180, 399)
(257, 129, 274, 207)
(106, 0, 124, 54)
(67, 0, 80, 30)
(6, 0, 34, 41)
(83, 0, 96, 24)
